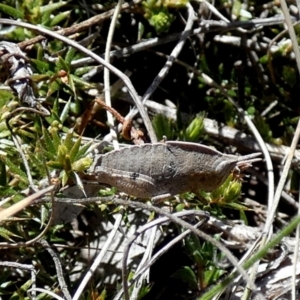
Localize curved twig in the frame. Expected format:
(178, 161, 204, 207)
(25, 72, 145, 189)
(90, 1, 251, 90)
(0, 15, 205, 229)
(103, 0, 123, 149)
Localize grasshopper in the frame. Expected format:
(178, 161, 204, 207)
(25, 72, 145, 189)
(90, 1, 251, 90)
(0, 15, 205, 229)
(88, 141, 261, 202)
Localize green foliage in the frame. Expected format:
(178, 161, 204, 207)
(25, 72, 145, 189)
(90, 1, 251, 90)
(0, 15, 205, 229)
(39, 127, 92, 186)
(143, 0, 188, 33)
(231, 0, 252, 20)
(254, 115, 273, 143)
(152, 114, 175, 140)
(0, 103, 37, 191)
(0, 0, 69, 40)
(173, 266, 198, 289)
(0, 226, 20, 242)
(180, 113, 205, 142)
(0, 4, 24, 19)
(147, 8, 175, 34)
(0, 156, 29, 185)
(31, 47, 93, 104)
(282, 65, 297, 87)
(9, 279, 32, 300)
(174, 234, 226, 290)
(137, 284, 152, 299)
(200, 174, 250, 213)
(152, 113, 205, 142)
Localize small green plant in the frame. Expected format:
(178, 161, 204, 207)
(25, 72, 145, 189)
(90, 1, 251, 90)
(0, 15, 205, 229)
(199, 174, 250, 223)
(38, 126, 92, 187)
(174, 233, 226, 290)
(179, 113, 205, 142)
(143, 0, 188, 33)
(152, 113, 176, 140)
(152, 113, 205, 142)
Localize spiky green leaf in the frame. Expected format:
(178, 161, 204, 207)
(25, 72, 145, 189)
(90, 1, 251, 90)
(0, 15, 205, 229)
(69, 136, 82, 162)
(0, 157, 28, 184)
(60, 97, 72, 124)
(0, 4, 24, 18)
(42, 126, 56, 155)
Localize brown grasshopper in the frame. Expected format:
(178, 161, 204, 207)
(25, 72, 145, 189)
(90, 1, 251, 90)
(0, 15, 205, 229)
(88, 141, 261, 202)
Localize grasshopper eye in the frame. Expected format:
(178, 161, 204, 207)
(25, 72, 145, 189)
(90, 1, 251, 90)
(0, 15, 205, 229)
(214, 160, 235, 174)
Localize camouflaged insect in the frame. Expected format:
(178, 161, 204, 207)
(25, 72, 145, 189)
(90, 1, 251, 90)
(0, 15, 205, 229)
(88, 141, 261, 202)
